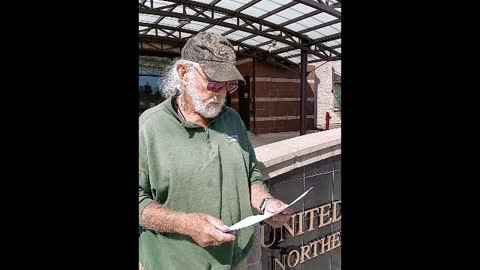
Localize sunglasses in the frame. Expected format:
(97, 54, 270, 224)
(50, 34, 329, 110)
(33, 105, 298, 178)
(194, 66, 239, 94)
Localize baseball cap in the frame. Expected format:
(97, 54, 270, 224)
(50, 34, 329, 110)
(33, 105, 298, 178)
(181, 32, 246, 85)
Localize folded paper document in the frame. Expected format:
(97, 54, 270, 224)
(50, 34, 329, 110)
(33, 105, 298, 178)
(221, 187, 314, 232)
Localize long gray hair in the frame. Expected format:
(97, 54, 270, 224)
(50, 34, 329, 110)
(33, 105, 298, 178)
(159, 59, 199, 99)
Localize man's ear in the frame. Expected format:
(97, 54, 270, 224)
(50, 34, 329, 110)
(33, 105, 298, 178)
(177, 64, 188, 83)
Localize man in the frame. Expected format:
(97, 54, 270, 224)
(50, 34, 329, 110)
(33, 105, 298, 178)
(139, 32, 292, 270)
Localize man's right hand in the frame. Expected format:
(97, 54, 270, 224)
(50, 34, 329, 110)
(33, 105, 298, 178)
(185, 213, 236, 247)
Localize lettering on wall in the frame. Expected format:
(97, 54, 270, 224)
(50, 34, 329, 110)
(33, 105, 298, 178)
(261, 200, 342, 269)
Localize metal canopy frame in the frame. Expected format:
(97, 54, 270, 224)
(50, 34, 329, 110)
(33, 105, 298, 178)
(139, 0, 341, 69)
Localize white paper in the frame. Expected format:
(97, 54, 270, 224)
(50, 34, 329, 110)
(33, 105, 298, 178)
(222, 187, 314, 232)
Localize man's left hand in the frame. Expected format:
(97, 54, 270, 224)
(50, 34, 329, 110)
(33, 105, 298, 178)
(263, 198, 293, 227)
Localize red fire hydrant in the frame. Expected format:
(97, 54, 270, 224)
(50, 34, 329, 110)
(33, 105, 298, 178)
(325, 112, 332, 130)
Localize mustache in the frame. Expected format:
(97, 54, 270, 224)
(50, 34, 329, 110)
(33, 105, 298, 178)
(206, 95, 225, 103)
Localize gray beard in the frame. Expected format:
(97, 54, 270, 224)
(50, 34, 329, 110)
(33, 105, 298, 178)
(185, 76, 225, 118)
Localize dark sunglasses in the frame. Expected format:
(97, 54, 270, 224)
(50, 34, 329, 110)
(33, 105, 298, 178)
(194, 66, 239, 94)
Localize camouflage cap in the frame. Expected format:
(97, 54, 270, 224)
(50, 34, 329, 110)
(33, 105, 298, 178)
(181, 32, 246, 85)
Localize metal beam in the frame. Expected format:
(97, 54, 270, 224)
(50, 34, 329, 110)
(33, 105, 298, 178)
(139, 22, 197, 35)
(279, 9, 323, 27)
(238, 16, 340, 54)
(161, 0, 216, 38)
(285, 53, 301, 59)
(252, 56, 256, 133)
(139, 46, 180, 58)
(156, 4, 177, 10)
(236, 0, 262, 12)
(246, 38, 293, 50)
(331, 2, 341, 8)
(158, 28, 175, 38)
(258, 1, 298, 20)
(163, 1, 314, 43)
(209, 0, 222, 5)
(197, 0, 224, 32)
(139, 8, 331, 61)
(308, 56, 340, 63)
(220, 1, 297, 37)
(300, 37, 308, 135)
(186, 5, 210, 19)
(308, 33, 341, 45)
(299, 18, 340, 34)
(228, 8, 324, 41)
(292, 0, 341, 18)
(270, 32, 341, 55)
(236, 35, 265, 45)
(142, 4, 178, 34)
(150, 1, 219, 37)
(283, 32, 297, 44)
(240, 18, 259, 31)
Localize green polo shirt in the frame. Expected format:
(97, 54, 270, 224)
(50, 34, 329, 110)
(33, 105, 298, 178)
(139, 96, 264, 270)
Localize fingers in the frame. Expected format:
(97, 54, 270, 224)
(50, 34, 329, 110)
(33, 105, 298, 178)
(195, 227, 235, 247)
(265, 199, 289, 214)
(210, 229, 236, 242)
(204, 215, 229, 231)
(270, 214, 289, 223)
(281, 208, 294, 215)
(188, 213, 238, 247)
(263, 199, 293, 227)
(203, 215, 236, 243)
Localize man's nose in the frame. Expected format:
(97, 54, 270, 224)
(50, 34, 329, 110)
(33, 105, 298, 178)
(217, 85, 227, 96)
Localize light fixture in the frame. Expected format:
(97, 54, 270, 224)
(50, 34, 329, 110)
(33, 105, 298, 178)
(178, 17, 190, 26)
(267, 40, 277, 52)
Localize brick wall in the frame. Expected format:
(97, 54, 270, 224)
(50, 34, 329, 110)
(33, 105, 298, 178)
(234, 58, 317, 134)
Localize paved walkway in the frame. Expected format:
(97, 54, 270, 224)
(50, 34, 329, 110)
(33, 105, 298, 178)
(248, 130, 321, 148)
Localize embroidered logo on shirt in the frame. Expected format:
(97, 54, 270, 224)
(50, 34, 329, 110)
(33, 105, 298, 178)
(225, 134, 239, 144)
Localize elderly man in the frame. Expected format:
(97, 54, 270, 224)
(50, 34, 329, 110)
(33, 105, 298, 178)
(139, 32, 292, 270)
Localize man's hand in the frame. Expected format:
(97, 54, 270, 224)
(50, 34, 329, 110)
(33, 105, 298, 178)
(263, 198, 293, 227)
(249, 183, 293, 227)
(185, 213, 236, 247)
(140, 202, 236, 248)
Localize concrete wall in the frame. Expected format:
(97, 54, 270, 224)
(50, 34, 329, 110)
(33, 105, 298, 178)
(248, 129, 341, 270)
(314, 61, 341, 130)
